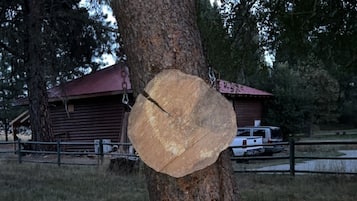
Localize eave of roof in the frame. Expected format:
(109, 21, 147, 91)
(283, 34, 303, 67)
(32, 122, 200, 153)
(14, 64, 272, 106)
(218, 79, 273, 98)
(48, 63, 131, 102)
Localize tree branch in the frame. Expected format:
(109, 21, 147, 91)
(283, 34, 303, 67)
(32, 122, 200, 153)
(0, 40, 24, 59)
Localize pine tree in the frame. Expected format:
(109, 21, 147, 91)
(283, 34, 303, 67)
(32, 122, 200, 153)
(0, 0, 118, 145)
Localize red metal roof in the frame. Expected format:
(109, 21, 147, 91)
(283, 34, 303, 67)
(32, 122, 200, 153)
(218, 79, 272, 97)
(47, 63, 271, 101)
(48, 63, 131, 101)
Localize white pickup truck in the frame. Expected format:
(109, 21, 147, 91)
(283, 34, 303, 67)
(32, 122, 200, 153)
(229, 136, 264, 157)
(237, 126, 284, 154)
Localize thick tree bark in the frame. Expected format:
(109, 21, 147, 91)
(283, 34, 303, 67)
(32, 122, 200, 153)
(24, 0, 53, 147)
(112, 0, 206, 94)
(145, 149, 238, 200)
(112, 0, 239, 200)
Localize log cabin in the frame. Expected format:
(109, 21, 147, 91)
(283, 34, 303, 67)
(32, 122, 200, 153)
(11, 63, 272, 151)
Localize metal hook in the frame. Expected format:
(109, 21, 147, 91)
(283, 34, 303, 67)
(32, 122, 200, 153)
(122, 93, 132, 110)
(208, 67, 216, 87)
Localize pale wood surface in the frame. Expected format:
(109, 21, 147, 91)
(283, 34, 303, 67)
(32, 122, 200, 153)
(128, 69, 237, 177)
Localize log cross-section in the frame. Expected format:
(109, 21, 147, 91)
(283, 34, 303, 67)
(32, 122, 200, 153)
(128, 69, 237, 178)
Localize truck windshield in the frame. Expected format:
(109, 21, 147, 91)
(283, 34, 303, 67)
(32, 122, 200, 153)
(271, 128, 283, 139)
(237, 129, 250, 136)
(253, 129, 266, 138)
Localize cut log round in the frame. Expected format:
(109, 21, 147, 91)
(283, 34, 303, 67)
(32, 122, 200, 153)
(128, 69, 237, 178)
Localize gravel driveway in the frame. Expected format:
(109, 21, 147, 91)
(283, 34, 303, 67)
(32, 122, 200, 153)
(255, 150, 357, 173)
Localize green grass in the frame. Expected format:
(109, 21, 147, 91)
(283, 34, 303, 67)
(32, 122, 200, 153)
(1, 128, 357, 201)
(297, 128, 357, 141)
(237, 173, 357, 201)
(0, 160, 149, 201)
(1, 160, 357, 201)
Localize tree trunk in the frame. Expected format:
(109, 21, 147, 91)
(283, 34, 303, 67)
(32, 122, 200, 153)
(112, 0, 207, 93)
(111, 0, 239, 200)
(24, 0, 54, 148)
(145, 149, 238, 200)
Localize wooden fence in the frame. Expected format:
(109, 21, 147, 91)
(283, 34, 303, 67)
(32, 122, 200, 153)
(1, 139, 357, 176)
(231, 139, 357, 175)
(0, 139, 137, 166)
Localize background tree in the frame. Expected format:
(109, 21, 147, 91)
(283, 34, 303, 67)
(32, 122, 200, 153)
(226, 0, 266, 85)
(265, 55, 340, 137)
(198, 0, 268, 84)
(0, 59, 25, 140)
(258, 0, 356, 131)
(111, 0, 239, 200)
(197, 0, 356, 133)
(0, 0, 118, 145)
(197, 0, 233, 80)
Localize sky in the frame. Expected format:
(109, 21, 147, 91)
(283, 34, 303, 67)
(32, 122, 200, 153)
(83, 0, 273, 68)
(80, 0, 223, 68)
(79, 0, 117, 68)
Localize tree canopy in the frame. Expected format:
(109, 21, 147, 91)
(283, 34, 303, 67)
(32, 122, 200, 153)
(200, 0, 356, 133)
(0, 0, 117, 83)
(0, 0, 118, 141)
(1, 0, 356, 140)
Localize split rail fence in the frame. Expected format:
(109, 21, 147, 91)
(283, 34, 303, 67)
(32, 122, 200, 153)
(0, 139, 137, 166)
(1, 139, 357, 176)
(231, 139, 357, 175)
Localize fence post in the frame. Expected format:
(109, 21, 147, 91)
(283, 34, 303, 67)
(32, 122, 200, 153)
(57, 140, 61, 166)
(99, 139, 103, 165)
(289, 137, 295, 176)
(17, 139, 22, 164)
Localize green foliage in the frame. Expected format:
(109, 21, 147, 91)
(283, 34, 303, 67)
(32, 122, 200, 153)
(0, 0, 118, 86)
(0, 0, 118, 128)
(197, 0, 234, 80)
(258, 0, 356, 127)
(264, 62, 312, 134)
(197, 0, 266, 83)
(265, 56, 340, 135)
(198, 1, 354, 132)
(339, 75, 357, 126)
(226, 0, 266, 84)
(296, 55, 340, 124)
(0, 41, 26, 130)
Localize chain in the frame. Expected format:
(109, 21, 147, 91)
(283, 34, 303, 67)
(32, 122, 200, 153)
(121, 67, 215, 109)
(208, 67, 217, 88)
(121, 68, 132, 110)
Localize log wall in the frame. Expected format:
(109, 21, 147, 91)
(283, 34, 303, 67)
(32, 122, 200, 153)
(50, 95, 126, 152)
(233, 98, 263, 127)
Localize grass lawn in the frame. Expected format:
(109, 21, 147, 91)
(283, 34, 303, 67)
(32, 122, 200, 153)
(0, 160, 149, 201)
(237, 173, 357, 201)
(1, 160, 357, 201)
(1, 129, 356, 200)
(297, 128, 357, 141)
